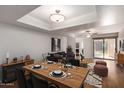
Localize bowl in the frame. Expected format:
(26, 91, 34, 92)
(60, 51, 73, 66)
(52, 70, 63, 76)
(47, 61, 53, 64)
(33, 65, 41, 69)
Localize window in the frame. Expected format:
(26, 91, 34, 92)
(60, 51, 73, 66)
(93, 38, 117, 60)
(51, 38, 61, 52)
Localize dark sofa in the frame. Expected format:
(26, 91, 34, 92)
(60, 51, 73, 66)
(47, 51, 66, 62)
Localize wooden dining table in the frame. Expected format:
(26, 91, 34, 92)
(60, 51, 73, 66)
(23, 62, 89, 88)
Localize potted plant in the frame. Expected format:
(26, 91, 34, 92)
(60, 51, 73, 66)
(66, 45, 73, 53)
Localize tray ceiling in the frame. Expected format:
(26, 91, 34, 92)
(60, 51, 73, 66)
(18, 5, 97, 31)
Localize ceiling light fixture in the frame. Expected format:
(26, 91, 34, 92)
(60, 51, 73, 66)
(86, 31, 91, 38)
(50, 10, 65, 23)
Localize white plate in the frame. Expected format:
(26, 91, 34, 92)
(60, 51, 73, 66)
(53, 70, 62, 74)
(32, 65, 41, 69)
(66, 64, 72, 67)
(34, 65, 41, 67)
(49, 71, 67, 78)
(47, 61, 53, 64)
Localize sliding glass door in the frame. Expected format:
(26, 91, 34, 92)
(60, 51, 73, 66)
(94, 39, 104, 58)
(94, 38, 116, 60)
(104, 39, 116, 59)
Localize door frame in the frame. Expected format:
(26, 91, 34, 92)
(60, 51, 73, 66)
(93, 37, 117, 60)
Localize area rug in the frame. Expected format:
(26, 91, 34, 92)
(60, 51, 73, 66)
(87, 63, 95, 69)
(84, 63, 103, 88)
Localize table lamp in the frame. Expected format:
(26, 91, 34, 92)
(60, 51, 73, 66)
(6, 52, 10, 64)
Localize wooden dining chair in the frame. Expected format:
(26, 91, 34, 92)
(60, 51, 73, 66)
(2, 68, 17, 83)
(31, 75, 49, 88)
(16, 68, 33, 88)
(48, 83, 59, 88)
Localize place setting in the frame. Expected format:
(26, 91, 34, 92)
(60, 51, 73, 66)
(49, 68, 73, 79)
(49, 70, 67, 78)
(47, 60, 56, 64)
(32, 64, 48, 70)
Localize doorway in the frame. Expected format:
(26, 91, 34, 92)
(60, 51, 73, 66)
(93, 38, 117, 60)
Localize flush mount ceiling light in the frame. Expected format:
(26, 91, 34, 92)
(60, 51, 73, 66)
(50, 10, 65, 23)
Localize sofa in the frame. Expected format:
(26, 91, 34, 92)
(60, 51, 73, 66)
(47, 51, 66, 62)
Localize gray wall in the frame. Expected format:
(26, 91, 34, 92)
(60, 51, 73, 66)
(0, 22, 67, 64)
(76, 37, 93, 58)
(82, 38, 93, 58)
(118, 30, 124, 54)
(67, 37, 76, 53)
(118, 30, 124, 38)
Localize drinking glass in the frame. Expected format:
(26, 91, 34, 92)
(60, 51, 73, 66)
(67, 72, 72, 78)
(58, 59, 62, 68)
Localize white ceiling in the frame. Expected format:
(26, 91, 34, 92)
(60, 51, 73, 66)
(0, 5, 124, 37)
(18, 5, 97, 31)
(30, 5, 95, 24)
(0, 5, 39, 24)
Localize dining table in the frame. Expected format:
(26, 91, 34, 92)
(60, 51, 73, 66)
(23, 62, 89, 88)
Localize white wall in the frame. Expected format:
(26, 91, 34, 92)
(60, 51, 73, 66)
(0, 22, 67, 64)
(68, 36, 93, 58)
(67, 36, 76, 53)
(76, 37, 84, 54)
(61, 37, 67, 52)
(82, 38, 93, 58)
(118, 30, 124, 54)
(118, 30, 124, 38)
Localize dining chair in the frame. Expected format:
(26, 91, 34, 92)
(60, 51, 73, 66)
(2, 62, 24, 83)
(15, 68, 33, 88)
(48, 83, 59, 88)
(2, 68, 17, 83)
(31, 75, 49, 88)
